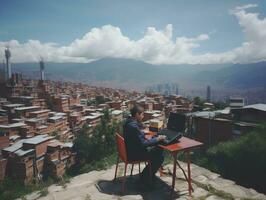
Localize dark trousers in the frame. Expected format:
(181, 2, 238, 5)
(140, 146, 164, 181)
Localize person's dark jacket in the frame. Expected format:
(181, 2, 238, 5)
(123, 117, 158, 161)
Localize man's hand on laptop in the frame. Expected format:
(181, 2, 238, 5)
(156, 135, 166, 142)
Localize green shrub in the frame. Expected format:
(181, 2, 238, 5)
(73, 109, 122, 174)
(200, 124, 266, 193)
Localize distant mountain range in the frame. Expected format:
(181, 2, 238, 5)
(195, 62, 266, 88)
(3, 58, 266, 90)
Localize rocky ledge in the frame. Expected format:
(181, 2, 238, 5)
(18, 161, 266, 200)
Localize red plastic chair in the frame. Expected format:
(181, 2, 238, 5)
(114, 133, 151, 193)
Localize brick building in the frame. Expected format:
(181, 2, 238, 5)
(45, 140, 75, 177)
(2, 103, 25, 122)
(193, 116, 232, 147)
(107, 101, 122, 110)
(231, 104, 266, 123)
(0, 122, 27, 137)
(14, 106, 41, 118)
(82, 113, 102, 127)
(2, 135, 53, 183)
(52, 96, 69, 112)
(29, 109, 50, 119)
(0, 115, 8, 125)
(111, 110, 123, 122)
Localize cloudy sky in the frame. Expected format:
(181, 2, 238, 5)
(0, 0, 266, 64)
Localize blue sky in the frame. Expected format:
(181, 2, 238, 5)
(0, 0, 266, 64)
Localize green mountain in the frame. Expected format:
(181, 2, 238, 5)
(9, 58, 266, 90)
(10, 58, 227, 89)
(196, 61, 266, 88)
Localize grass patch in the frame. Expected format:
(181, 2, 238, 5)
(39, 187, 48, 197)
(56, 175, 71, 189)
(192, 179, 235, 200)
(0, 178, 54, 200)
(77, 153, 117, 174)
(85, 194, 91, 200)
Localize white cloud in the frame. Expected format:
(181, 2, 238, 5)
(226, 3, 266, 63)
(0, 24, 209, 64)
(234, 4, 257, 11)
(1, 4, 266, 64)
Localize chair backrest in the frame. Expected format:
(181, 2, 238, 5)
(115, 133, 128, 162)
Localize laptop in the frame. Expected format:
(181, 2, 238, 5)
(158, 112, 185, 145)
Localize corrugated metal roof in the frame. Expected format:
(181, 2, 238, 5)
(3, 139, 25, 153)
(15, 149, 35, 157)
(4, 104, 24, 108)
(112, 110, 123, 115)
(26, 118, 43, 123)
(10, 135, 21, 140)
(15, 106, 40, 111)
(0, 122, 26, 129)
(54, 112, 67, 116)
(82, 115, 99, 120)
(30, 109, 50, 114)
(191, 109, 231, 118)
(63, 142, 73, 148)
(234, 121, 258, 127)
(244, 104, 266, 112)
(90, 112, 103, 117)
(192, 111, 216, 118)
(48, 140, 64, 147)
(216, 108, 231, 115)
(19, 96, 34, 99)
(23, 134, 53, 145)
(37, 125, 48, 129)
(49, 116, 63, 121)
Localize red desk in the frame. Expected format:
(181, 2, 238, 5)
(159, 137, 203, 197)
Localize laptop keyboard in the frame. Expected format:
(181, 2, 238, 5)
(158, 129, 179, 140)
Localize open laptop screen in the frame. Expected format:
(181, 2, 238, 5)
(167, 112, 186, 132)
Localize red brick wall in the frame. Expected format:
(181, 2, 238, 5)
(35, 142, 49, 158)
(194, 117, 232, 146)
(153, 103, 163, 111)
(0, 116, 8, 125)
(23, 140, 50, 158)
(0, 158, 7, 181)
(0, 136, 9, 149)
(108, 102, 122, 110)
(47, 150, 59, 161)
(143, 112, 153, 122)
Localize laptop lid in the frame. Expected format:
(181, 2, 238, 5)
(167, 112, 186, 132)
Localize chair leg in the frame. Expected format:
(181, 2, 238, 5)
(122, 163, 128, 193)
(114, 156, 119, 180)
(159, 166, 163, 177)
(130, 164, 134, 176)
(138, 162, 141, 173)
(148, 161, 152, 184)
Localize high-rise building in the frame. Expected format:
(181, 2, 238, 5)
(175, 84, 179, 95)
(0, 60, 5, 82)
(4, 48, 11, 81)
(206, 85, 211, 102)
(40, 59, 45, 81)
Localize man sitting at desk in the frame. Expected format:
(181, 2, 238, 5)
(123, 104, 166, 187)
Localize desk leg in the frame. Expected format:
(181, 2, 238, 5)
(171, 152, 177, 198)
(186, 150, 192, 196)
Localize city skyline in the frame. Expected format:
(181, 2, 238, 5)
(0, 1, 266, 64)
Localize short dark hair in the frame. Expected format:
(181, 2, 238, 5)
(130, 104, 144, 117)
